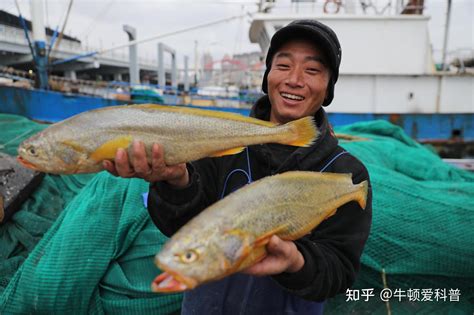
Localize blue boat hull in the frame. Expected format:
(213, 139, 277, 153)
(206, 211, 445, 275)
(0, 85, 472, 141)
(0, 86, 127, 122)
(327, 113, 474, 141)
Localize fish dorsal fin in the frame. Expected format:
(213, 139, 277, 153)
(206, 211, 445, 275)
(133, 104, 276, 127)
(209, 147, 245, 158)
(276, 171, 353, 182)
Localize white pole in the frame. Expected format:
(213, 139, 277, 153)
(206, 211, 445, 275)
(184, 55, 189, 92)
(194, 40, 199, 85)
(441, 0, 452, 71)
(30, 0, 46, 42)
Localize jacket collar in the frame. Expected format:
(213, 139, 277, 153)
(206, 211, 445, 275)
(250, 95, 339, 172)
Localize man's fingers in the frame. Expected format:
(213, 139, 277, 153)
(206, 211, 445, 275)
(103, 160, 119, 177)
(115, 148, 135, 177)
(151, 143, 166, 173)
(242, 263, 263, 275)
(132, 141, 152, 177)
(242, 236, 303, 276)
(266, 235, 284, 254)
(107, 142, 184, 183)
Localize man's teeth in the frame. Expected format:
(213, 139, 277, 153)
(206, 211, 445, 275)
(281, 92, 304, 101)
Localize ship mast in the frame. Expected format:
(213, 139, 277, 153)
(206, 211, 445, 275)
(30, 0, 48, 89)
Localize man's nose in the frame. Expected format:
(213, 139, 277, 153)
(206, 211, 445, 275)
(285, 68, 304, 87)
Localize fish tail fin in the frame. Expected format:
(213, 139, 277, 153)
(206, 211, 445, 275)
(280, 117, 319, 147)
(356, 180, 369, 210)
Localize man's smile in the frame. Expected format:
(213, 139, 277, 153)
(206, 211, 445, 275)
(280, 92, 305, 101)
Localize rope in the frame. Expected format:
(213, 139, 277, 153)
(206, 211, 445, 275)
(220, 147, 252, 200)
(14, 0, 35, 60)
(319, 151, 348, 173)
(80, 0, 116, 39)
(49, 0, 74, 61)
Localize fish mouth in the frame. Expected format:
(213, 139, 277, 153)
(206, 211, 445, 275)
(152, 272, 189, 293)
(17, 156, 40, 171)
(152, 261, 198, 293)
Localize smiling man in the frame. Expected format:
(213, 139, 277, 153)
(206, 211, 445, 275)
(267, 39, 331, 124)
(105, 19, 372, 315)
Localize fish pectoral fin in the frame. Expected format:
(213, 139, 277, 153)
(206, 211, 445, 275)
(209, 147, 245, 158)
(60, 140, 88, 153)
(220, 255, 232, 272)
(253, 224, 289, 247)
(231, 225, 289, 271)
(89, 136, 133, 161)
(237, 245, 267, 271)
(221, 228, 253, 266)
(221, 228, 282, 274)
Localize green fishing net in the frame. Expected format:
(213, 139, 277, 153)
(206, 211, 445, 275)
(325, 121, 474, 314)
(1, 114, 473, 314)
(0, 114, 181, 314)
(0, 114, 93, 292)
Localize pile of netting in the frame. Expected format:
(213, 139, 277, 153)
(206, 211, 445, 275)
(0, 114, 182, 314)
(1, 113, 473, 314)
(325, 121, 474, 314)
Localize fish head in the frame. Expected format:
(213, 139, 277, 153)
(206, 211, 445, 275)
(17, 132, 86, 174)
(152, 226, 243, 293)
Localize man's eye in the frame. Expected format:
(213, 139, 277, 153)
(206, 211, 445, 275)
(276, 64, 290, 69)
(306, 68, 320, 74)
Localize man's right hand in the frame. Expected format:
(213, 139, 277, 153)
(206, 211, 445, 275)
(102, 141, 189, 188)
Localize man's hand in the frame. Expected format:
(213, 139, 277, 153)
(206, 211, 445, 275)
(103, 141, 189, 187)
(243, 235, 305, 276)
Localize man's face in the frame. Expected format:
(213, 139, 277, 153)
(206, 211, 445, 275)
(267, 40, 330, 124)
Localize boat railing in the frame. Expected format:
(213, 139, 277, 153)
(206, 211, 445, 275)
(0, 66, 258, 108)
(0, 24, 82, 53)
(432, 48, 474, 73)
(0, 24, 156, 68)
(260, 0, 425, 16)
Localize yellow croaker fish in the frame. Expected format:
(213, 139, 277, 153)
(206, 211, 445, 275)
(16, 104, 317, 174)
(152, 171, 368, 293)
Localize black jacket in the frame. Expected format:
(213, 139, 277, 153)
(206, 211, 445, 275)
(148, 95, 372, 302)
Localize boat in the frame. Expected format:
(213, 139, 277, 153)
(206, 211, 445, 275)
(0, 0, 472, 156)
(0, 4, 252, 123)
(1, 2, 473, 314)
(248, 0, 473, 151)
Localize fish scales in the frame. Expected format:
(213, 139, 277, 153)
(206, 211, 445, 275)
(153, 171, 368, 292)
(181, 172, 362, 240)
(17, 104, 318, 174)
(71, 107, 292, 162)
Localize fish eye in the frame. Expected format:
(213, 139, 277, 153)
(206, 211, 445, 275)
(28, 146, 38, 156)
(179, 249, 199, 264)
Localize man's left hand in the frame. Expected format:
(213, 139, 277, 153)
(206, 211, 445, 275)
(243, 235, 304, 276)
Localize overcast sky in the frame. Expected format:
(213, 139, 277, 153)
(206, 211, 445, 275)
(2, 0, 473, 68)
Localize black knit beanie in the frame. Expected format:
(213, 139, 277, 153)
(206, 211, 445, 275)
(261, 19, 342, 107)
